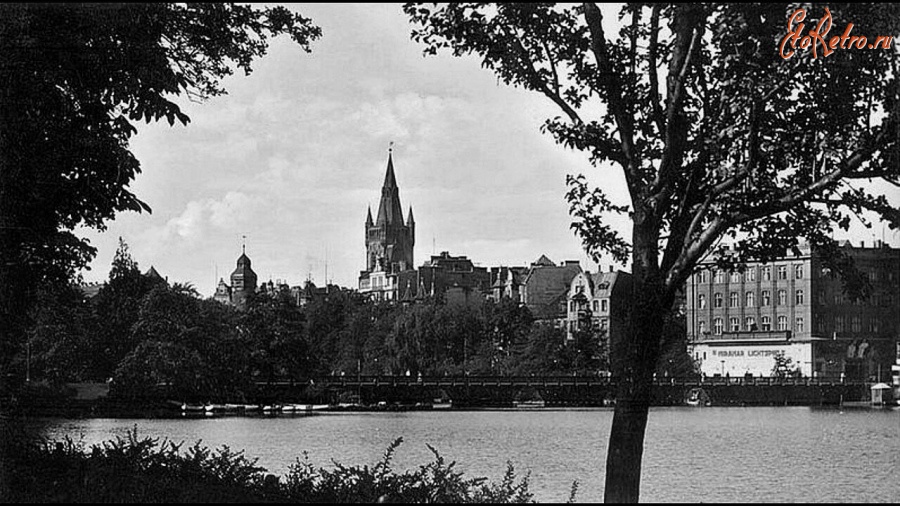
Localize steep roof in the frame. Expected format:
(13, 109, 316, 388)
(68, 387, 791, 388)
(145, 266, 164, 281)
(531, 254, 556, 267)
(375, 152, 405, 227)
(523, 261, 582, 319)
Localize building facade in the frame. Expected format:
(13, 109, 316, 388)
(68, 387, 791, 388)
(686, 241, 900, 379)
(404, 251, 491, 308)
(520, 255, 583, 325)
(214, 247, 258, 310)
(566, 268, 633, 374)
(359, 151, 415, 302)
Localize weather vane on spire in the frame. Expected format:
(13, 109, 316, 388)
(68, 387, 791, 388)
(389, 141, 394, 154)
(242, 234, 246, 254)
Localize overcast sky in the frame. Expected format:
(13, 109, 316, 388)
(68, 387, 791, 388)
(76, 4, 900, 296)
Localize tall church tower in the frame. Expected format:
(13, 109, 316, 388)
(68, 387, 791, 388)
(365, 150, 415, 275)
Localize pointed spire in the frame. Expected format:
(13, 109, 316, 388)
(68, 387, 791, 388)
(407, 206, 415, 226)
(375, 148, 404, 227)
(383, 148, 397, 189)
(366, 206, 373, 226)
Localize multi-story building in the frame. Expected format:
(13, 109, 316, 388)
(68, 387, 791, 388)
(487, 265, 529, 303)
(214, 247, 258, 310)
(398, 251, 491, 308)
(565, 268, 633, 373)
(686, 241, 900, 379)
(358, 150, 415, 302)
(520, 255, 582, 325)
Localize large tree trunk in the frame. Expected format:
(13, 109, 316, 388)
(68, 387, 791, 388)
(604, 221, 671, 503)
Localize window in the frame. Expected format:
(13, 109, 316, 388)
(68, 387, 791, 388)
(761, 290, 771, 306)
(835, 316, 845, 332)
(713, 318, 723, 335)
(852, 316, 861, 333)
(762, 266, 772, 281)
(777, 315, 788, 331)
(731, 272, 741, 283)
(698, 294, 707, 309)
(795, 289, 804, 305)
(777, 289, 787, 306)
(570, 301, 576, 312)
(795, 265, 803, 279)
(871, 318, 880, 333)
(746, 268, 756, 282)
(697, 271, 708, 283)
(730, 292, 739, 307)
(745, 291, 755, 307)
(796, 317, 804, 333)
(777, 265, 787, 280)
(745, 316, 756, 330)
(730, 317, 739, 332)
(715, 270, 725, 283)
(592, 300, 599, 312)
(761, 316, 771, 331)
(833, 292, 845, 305)
(601, 299, 609, 313)
(714, 293, 723, 308)
(698, 320, 707, 334)
(600, 318, 608, 331)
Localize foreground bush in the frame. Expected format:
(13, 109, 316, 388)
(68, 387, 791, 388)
(2, 427, 577, 503)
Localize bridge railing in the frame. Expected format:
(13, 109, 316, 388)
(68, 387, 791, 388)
(253, 375, 866, 388)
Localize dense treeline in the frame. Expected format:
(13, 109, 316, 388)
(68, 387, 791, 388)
(17, 240, 695, 400)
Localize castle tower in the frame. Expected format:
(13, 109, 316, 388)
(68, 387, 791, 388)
(365, 150, 415, 274)
(230, 245, 257, 310)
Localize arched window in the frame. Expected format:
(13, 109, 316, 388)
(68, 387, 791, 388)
(745, 316, 756, 330)
(777, 315, 788, 330)
(698, 320, 707, 333)
(777, 289, 787, 306)
(730, 317, 739, 332)
(795, 317, 804, 333)
(714, 293, 723, 308)
(730, 292, 739, 307)
(713, 318, 723, 335)
(761, 316, 771, 331)
(746, 292, 755, 307)
(761, 291, 771, 306)
(795, 289, 804, 305)
(698, 294, 707, 309)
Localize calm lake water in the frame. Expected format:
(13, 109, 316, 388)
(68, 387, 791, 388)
(22, 407, 900, 503)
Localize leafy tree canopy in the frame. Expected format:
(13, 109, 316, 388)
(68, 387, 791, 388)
(404, 3, 899, 502)
(0, 2, 320, 365)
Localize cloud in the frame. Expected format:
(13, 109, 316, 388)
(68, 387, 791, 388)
(142, 191, 259, 246)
